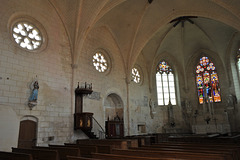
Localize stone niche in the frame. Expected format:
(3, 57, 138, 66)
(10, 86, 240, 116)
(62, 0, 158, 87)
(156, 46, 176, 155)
(104, 93, 124, 121)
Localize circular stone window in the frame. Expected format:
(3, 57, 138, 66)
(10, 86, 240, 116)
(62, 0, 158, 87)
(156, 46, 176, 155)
(12, 21, 42, 51)
(93, 52, 108, 73)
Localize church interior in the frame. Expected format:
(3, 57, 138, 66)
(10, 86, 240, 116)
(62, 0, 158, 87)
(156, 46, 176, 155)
(1, 0, 240, 159)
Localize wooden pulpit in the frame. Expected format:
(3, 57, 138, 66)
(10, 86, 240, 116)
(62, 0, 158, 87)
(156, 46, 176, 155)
(74, 82, 93, 132)
(74, 112, 93, 131)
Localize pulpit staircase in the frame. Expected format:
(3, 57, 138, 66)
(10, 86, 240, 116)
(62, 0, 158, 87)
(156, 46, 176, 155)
(75, 113, 106, 139)
(85, 116, 105, 139)
(73, 82, 106, 139)
(82, 130, 98, 139)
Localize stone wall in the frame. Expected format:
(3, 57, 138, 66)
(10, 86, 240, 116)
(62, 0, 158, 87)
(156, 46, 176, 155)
(78, 25, 127, 135)
(0, 0, 75, 148)
(1, 0, 240, 152)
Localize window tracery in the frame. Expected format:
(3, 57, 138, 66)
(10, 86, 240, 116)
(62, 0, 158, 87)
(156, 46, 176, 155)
(12, 22, 42, 50)
(196, 56, 221, 104)
(93, 52, 108, 72)
(156, 61, 176, 105)
(132, 67, 141, 84)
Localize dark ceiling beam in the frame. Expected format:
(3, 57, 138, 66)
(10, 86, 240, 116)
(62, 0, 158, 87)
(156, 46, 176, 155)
(170, 16, 198, 27)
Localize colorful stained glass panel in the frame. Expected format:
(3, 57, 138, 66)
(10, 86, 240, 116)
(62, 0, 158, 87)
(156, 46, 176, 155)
(196, 56, 221, 104)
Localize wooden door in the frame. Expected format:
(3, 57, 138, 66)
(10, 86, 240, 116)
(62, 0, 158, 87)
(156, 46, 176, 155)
(18, 120, 37, 148)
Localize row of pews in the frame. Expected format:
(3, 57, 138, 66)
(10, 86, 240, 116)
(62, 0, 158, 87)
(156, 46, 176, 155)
(1, 133, 240, 160)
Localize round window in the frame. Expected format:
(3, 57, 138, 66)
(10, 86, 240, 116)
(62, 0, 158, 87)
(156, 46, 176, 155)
(93, 52, 108, 72)
(12, 21, 43, 51)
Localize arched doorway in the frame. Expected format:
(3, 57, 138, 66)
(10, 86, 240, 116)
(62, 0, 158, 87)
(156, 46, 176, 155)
(104, 93, 124, 138)
(18, 116, 38, 148)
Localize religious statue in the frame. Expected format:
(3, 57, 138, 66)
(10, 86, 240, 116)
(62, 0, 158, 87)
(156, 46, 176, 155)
(87, 119, 91, 127)
(149, 98, 156, 119)
(79, 119, 83, 127)
(29, 81, 39, 102)
(227, 94, 237, 109)
(167, 101, 175, 126)
(114, 112, 121, 121)
(185, 99, 192, 114)
(28, 80, 39, 109)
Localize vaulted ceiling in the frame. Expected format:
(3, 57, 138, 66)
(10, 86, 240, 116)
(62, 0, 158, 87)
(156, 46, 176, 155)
(48, 0, 240, 77)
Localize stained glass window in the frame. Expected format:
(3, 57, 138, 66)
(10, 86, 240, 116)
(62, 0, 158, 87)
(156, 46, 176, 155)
(196, 56, 221, 104)
(156, 61, 176, 105)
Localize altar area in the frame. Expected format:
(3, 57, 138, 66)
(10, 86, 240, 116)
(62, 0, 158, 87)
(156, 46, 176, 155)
(191, 105, 231, 134)
(192, 117, 231, 134)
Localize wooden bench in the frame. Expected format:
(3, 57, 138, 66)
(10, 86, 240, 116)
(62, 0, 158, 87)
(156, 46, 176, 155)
(125, 135, 157, 146)
(0, 151, 33, 160)
(91, 153, 177, 160)
(33, 146, 80, 160)
(152, 133, 170, 143)
(123, 138, 139, 147)
(76, 139, 129, 149)
(64, 143, 112, 154)
(49, 144, 97, 158)
(154, 141, 240, 148)
(12, 147, 59, 160)
(67, 156, 100, 160)
(130, 146, 235, 160)
(111, 148, 228, 160)
(152, 142, 240, 158)
(167, 134, 240, 144)
(148, 143, 240, 159)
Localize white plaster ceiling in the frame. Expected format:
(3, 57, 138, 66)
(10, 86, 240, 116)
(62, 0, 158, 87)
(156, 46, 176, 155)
(49, 0, 240, 77)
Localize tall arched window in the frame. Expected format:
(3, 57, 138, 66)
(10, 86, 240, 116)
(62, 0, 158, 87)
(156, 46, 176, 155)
(156, 61, 176, 105)
(196, 56, 221, 104)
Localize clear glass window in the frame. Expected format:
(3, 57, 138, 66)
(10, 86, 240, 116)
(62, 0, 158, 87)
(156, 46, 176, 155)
(132, 68, 141, 84)
(237, 48, 240, 73)
(12, 22, 42, 50)
(156, 61, 176, 105)
(93, 52, 108, 72)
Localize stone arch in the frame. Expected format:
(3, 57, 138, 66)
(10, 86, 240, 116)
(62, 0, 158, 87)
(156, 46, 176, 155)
(130, 8, 240, 74)
(104, 93, 124, 121)
(226, 33, 240, 132)
(20, 115, 38, 123)
(226, 33, 240, 101)
(185, 49, 228, 109)
(151, 51, 183, 106)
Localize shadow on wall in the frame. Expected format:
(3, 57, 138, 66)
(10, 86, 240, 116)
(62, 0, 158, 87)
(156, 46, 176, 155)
(0, 105, 19, 151)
